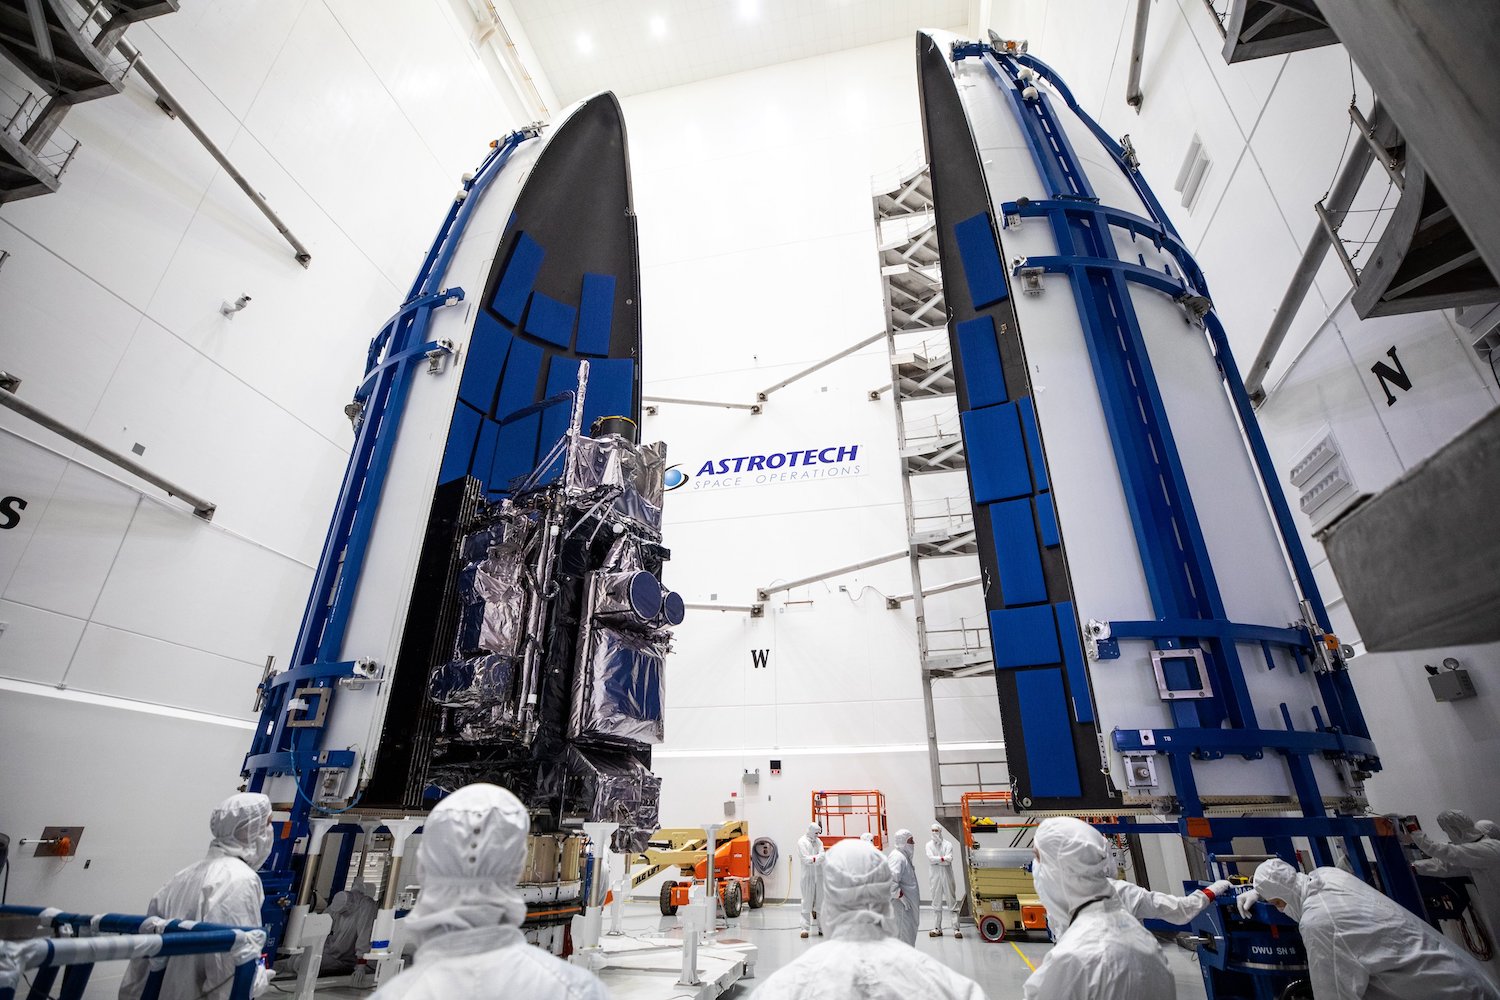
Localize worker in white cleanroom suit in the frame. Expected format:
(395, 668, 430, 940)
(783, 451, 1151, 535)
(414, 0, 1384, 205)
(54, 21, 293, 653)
(320, 883, 380, 974)
(1408, 809, 1500, 945)
(925, 823, 964, 938)
(859, 832, 874, 843)
(1022, 818, 1174, 1000)
(1477, 820, 1500, 840)
(1239, 857, 1498, 1000)
(796, 823, 825, 939)
(367, 783, 610, 999)
(1111, 877, 1232, 925)
(752, 840, 989, 999)
(886, 829, 920, 946)
(118, 793, 273, 1000)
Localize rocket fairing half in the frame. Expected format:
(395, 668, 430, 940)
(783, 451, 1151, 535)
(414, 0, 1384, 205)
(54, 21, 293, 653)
(247, 92, 671, 852)
(916, 31, 1376, 813)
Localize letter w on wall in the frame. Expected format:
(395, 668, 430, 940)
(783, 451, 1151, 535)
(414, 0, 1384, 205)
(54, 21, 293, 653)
(750, 648, 770, 669)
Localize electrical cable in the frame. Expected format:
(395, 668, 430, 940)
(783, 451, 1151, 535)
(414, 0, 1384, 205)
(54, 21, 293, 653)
(1320, 58, 1360, 204)
(292, 771, 368, 816)
(1347, 182, 1397, 263)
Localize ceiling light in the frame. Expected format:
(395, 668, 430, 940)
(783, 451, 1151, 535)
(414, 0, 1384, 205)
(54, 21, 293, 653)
(649, 15, 667, 37)
(576, 33, 594, 55)
(738, 0, 759, 20)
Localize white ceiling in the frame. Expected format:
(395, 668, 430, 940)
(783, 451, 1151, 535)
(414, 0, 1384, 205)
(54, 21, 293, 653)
(510, 0, 972, 106)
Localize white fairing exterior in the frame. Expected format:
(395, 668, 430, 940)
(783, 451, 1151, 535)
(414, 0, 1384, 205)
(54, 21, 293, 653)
(933, 31, 1350, 805)
(261, 101, 595, 806)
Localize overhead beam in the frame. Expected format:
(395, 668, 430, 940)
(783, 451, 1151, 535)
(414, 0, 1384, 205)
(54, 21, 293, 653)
(887, 575, 982, 607)
(1125, 0, 1150, 109)
(642, 395, 760, 414)
(756, 551, 907, 602)
(683, 602, 764, 617)
(1244, 102, 1396, 401)
(97, 26, 313, 266)
(0, 379, 216, 519)
(23, 0, 54, 66)
(756, 331, 884, 403)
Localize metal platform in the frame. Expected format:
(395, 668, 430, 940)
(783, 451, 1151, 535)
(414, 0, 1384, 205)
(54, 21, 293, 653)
(594, 933, 754, 1000)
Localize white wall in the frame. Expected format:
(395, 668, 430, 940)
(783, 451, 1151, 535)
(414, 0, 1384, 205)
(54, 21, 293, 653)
(622, 37, 1004, 898)
(0, 0, 528, 946)
(983, 0, 1500, 828)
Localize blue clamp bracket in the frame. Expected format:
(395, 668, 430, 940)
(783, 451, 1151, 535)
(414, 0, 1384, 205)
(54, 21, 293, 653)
(362, 287, 467, 379)
(259, 659, 365, 696)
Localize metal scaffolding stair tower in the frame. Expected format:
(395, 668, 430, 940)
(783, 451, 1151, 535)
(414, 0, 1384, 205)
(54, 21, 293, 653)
(874, 163, 1006, 818)
(0, 0, 179, 202)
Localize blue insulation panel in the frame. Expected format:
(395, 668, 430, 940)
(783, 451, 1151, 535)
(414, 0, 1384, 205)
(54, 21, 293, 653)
(1035, 492, 1060, 548)
(495, 337, 544, 424)
(457, 312, 511, 411)
(1014, 668, 1083, 797)
(1054, 602, 1094, 723)
(539, 357, 637, 468)
(962, 402, 1031, 503)
(438, 405, 483, 484)
(1017, 397, 1049, 492)
(955, 315, 1007, 408)
(990, 498, 1047, 606)
(472, 415, 500, 486)
(990, 604, 1060, 668)
(491, 413, 539, 488)
(494, 232, 544, 324)
(954, 212, 1009, 308)
(525, 292, 577, 348)
(575, 273, 616, 356)
(582, 357, 635, 425)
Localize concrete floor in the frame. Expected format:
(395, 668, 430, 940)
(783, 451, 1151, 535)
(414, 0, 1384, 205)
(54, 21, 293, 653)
(310, 900, 1212, 998)
(619, 900, 1210, 998)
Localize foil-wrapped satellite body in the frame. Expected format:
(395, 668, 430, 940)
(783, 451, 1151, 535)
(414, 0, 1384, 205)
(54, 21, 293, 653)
(244, 93, 674, 951)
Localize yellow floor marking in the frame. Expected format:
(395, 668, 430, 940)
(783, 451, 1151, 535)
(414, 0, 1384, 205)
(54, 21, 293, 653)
(1010, 939, 1037, 973)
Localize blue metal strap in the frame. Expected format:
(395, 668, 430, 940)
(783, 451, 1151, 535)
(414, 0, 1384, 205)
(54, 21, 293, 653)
(242, 749, 355, 777)
(1112, 727, 1379, 760)
(1097, 619, 1313, 658)
(262, 660, 361, 693)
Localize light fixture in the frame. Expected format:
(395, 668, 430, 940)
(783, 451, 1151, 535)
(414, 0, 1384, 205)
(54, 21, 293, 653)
(576, 33, 594, 55)
(649, 14, 667, 37)
(737, 0, 759, 20)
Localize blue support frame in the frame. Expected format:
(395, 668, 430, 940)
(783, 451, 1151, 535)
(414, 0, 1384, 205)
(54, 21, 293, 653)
(239, 126, 540, 952)
(946, 37, 1416, 945)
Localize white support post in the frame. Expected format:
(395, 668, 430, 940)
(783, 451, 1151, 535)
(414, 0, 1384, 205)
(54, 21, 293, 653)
(369, 818, 424, 986)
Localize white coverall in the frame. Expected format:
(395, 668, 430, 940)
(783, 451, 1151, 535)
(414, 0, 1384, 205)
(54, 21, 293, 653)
(1110, 878, 1231, 925)
(925, 824, 963, 936)
(1022, 818, 1174, 1000)
(886, 829, 920, 946)
(321, 884, 380, 973)
(753, 840, 988, 1000)
(796, 824, 824, 935)
(119, 793, 273, 1000)
(1245, 858, 1498, 1000)
(1411, 809, 1500, 946)
(368, 783, 610, 1000)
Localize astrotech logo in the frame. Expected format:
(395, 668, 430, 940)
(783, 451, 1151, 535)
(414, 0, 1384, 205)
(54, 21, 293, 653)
(663, 465, 689, 491)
